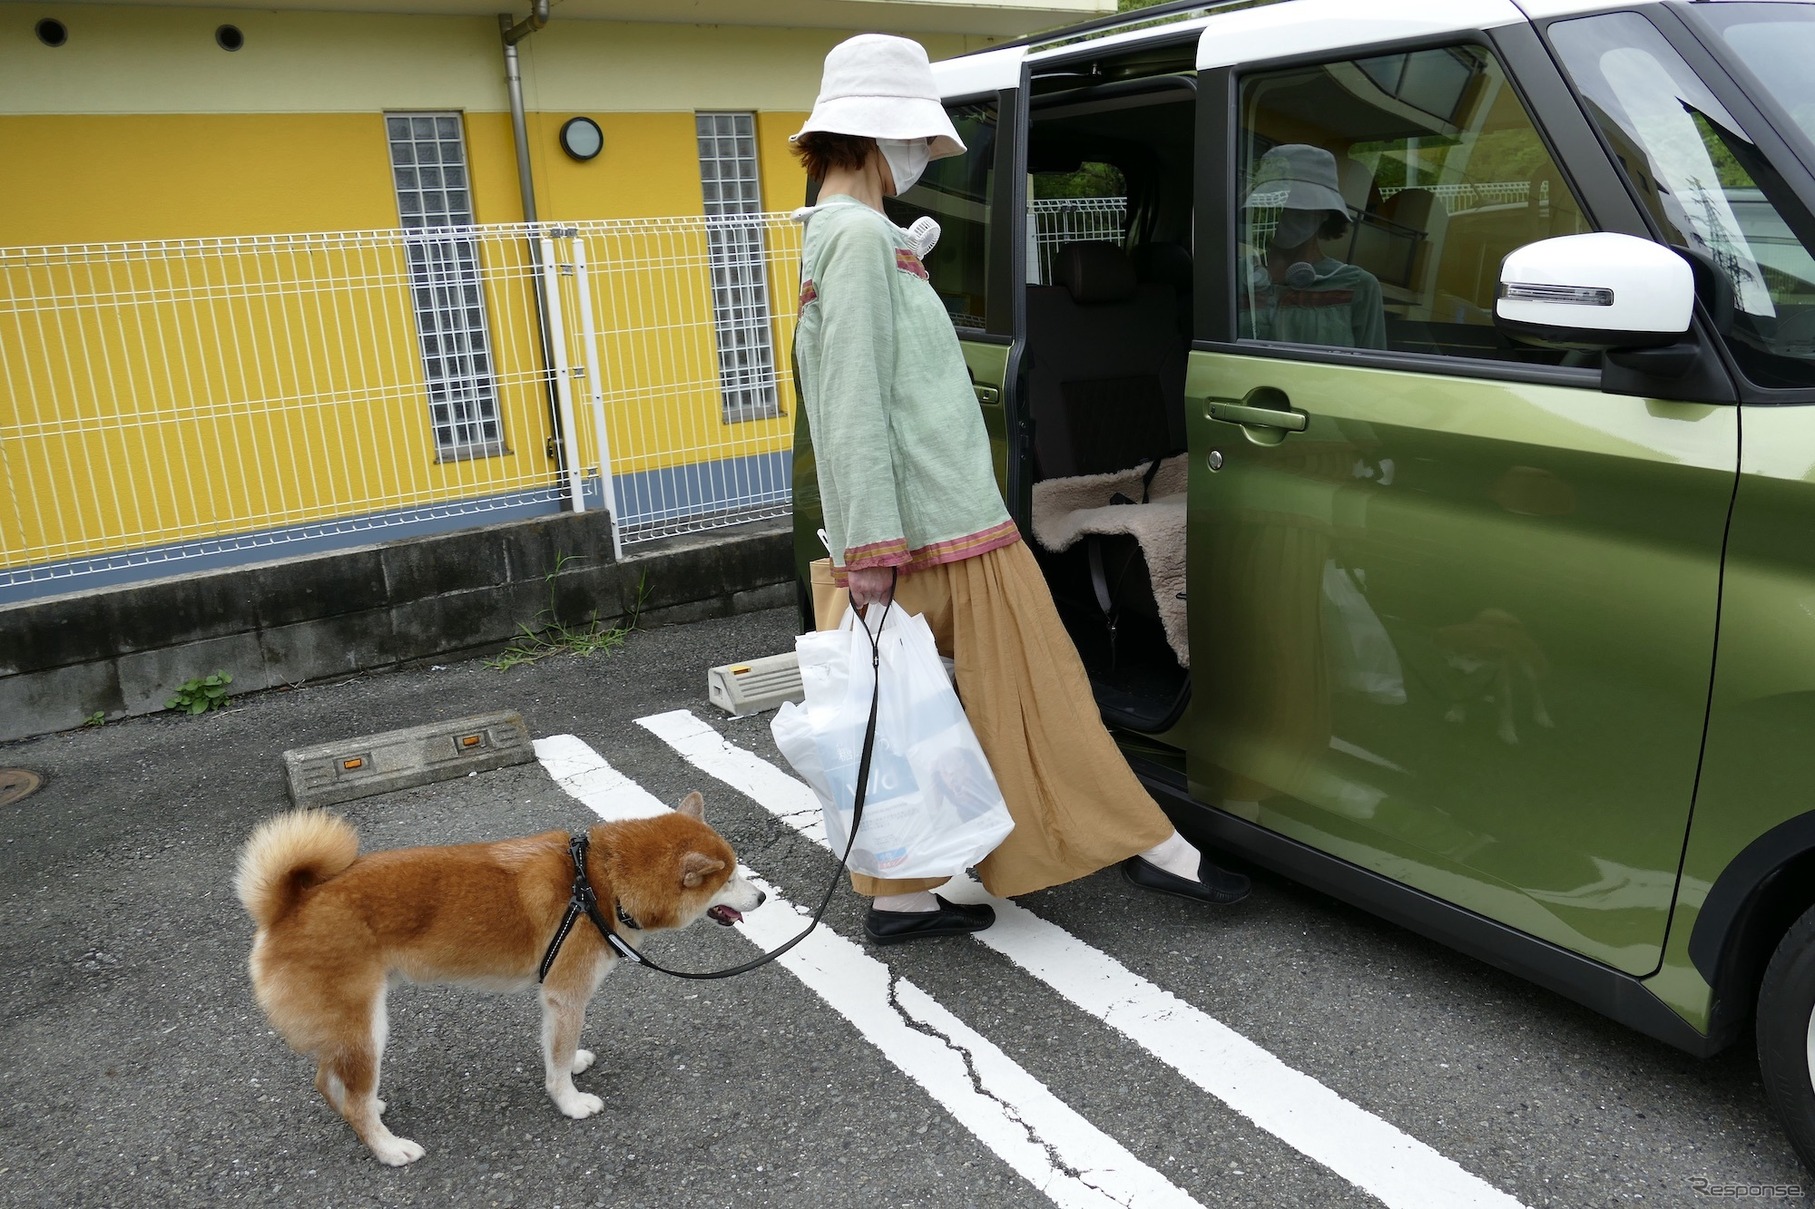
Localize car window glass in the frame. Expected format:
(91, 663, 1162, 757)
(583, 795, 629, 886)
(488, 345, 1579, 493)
(1699, 6, 1815, 152)
(1236, 42, 1590, 365)
(1551, 12, 1815, 388)
(885, 101, 997, 333)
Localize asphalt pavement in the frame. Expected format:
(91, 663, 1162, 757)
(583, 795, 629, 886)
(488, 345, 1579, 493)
(0, 605, 1805, 1208)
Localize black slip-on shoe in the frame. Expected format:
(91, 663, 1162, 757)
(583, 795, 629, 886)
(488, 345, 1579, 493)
(1121, 854, 1251, 905)
(864, 895, 996, 945)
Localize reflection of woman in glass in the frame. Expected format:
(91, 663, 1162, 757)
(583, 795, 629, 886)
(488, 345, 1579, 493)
(1242, 144, 1386, 349)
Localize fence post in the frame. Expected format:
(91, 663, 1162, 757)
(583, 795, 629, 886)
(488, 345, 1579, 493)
(538, 231, 587, 512)
(569, 235, 624, 561)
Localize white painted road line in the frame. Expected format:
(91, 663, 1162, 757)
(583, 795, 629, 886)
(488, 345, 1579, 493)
(638, 708, 1530, 1209)
(739, 878, 1204, 1209)
(535, 735, 1205, 1209)
(533, 734, 671, 820)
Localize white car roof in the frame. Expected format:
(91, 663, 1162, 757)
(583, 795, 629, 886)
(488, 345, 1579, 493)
(1192, 0, 1526, 70)
(931, 45, 1026, 97)
(930, 0, 1787, 98)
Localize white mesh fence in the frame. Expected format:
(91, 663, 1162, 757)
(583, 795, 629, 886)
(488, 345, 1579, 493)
(1378, 181, 1533, 210)
(0, 214, 804, 596)
(1031, 197, 1128, 282)
(565, 214, 799, 545)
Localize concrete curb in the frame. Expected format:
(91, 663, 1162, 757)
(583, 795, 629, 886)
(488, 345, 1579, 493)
(281, 711, 535, 809)
(0, 511, 794, 743)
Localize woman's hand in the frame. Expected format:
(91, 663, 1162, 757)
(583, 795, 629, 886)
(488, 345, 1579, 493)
(847, 565, 900, 610)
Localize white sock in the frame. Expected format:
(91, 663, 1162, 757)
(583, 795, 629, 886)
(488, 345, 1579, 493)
(1140, 832, 1201, 881)
(873, 891, 939, 913)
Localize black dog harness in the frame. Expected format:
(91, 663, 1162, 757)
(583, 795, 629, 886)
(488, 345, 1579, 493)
(537, 581, 894, 983)
(537, 833, 645, 980)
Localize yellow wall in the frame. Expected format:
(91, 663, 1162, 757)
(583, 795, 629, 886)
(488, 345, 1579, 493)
(0, 232, 555, 561)
(526, 110, 814, 223)
(757, 111, 815, 213)
(0, 3, 999, 565)
(1, 114, 399, 244)
(0, 105, 817, 243)
(534, 112, 705, 221)
(0, 4, 989, 240)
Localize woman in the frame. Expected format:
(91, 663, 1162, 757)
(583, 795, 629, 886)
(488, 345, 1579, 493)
(791, 33, 1250, 945)
(1240, 143, 1387, 349)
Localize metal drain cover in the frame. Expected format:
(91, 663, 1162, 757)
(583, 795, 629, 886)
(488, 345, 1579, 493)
(0, 768, 43, 806)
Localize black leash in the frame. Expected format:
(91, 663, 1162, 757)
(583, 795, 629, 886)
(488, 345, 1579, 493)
(538, 576, 895, 983)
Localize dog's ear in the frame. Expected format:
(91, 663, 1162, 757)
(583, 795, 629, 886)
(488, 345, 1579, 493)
(680, 850, 726, 888)
(677, 791, 705, 821)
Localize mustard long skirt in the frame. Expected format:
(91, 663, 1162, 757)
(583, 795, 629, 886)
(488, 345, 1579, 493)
(816, 538, 1174, 898)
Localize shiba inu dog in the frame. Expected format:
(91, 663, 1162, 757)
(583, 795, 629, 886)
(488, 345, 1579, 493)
(234, 792, 762, 1165)
(1435, 608, 1555, 745)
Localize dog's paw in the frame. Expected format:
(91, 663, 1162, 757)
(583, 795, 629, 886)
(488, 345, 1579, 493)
(555, 1091, 604, 1119)
(375, 1098, 387, 1116)
(571, 1049, 595, 1075)
(372, 1136, 425, 1166)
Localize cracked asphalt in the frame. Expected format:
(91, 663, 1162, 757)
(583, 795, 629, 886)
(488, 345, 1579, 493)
(0, 604, 1807, 1208)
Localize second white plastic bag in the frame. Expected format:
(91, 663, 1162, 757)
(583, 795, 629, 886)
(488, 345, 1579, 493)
(771, 606, 1013, 880)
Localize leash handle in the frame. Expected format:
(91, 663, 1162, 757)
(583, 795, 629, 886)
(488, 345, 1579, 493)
(580, 572, 897, 981)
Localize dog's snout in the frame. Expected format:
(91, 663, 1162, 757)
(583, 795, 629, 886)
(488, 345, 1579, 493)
(754, 887, 767, 907)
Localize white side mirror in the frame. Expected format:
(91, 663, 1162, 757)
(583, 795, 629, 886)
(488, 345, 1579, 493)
(1495, 232, 1694, 350)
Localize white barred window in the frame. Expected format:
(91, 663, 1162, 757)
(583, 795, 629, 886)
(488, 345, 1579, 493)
(696, 112, 780, 423)
(385, 112, 504, 458)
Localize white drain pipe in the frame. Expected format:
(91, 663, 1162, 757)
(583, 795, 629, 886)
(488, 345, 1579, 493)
(498, 1, 585, 510)
(499, 0, 548, 223)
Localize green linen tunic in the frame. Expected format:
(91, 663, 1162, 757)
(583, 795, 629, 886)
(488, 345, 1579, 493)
(793, 197, 1017, 576)
(1241, 258, 1387, 349)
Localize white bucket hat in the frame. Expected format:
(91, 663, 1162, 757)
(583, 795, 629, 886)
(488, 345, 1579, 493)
(792, 34, 966, 161)
(1242, 144, 1349, 212)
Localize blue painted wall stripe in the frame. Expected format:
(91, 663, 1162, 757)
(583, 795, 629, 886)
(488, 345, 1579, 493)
(2, 451, 796, 605)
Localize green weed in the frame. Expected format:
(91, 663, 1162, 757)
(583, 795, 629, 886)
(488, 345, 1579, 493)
(167, 670, 232, 715)
(485, 559, 649, 672)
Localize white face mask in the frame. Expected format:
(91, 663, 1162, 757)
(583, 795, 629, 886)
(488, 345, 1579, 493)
(1270, 209, 1324, 249)
(877, 138, 930, 196)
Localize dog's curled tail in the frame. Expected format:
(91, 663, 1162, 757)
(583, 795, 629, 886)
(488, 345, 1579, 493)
(235, 810, 360, 928)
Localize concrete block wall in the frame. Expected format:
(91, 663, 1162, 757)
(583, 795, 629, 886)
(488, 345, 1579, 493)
(0, 512, 795, 743)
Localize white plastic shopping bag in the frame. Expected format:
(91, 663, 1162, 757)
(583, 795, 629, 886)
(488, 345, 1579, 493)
(1320, 559, 1406, 705)
(771, 606, 1013, 879)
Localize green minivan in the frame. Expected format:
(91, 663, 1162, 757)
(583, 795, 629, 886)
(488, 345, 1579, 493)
(792, 0, 1815, 1168)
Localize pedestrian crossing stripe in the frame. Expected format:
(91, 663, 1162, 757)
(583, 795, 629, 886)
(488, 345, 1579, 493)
(535, 712, 1530, 1209)
(535, 731, 1200, 1209)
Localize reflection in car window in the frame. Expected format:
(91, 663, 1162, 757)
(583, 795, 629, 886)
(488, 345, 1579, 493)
(1551, 12, 1815, 387)
(885, 102, 996, 333)
(1236, 43, 1589, 365)
(1700, 5, 1815, 154)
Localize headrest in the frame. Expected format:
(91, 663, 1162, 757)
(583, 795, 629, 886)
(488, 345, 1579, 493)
(1380, 187, 1446, 227)
(1054, 242, 1137, 305)
(1131, 242, 1193, 293)
(1337, 157, 1376, 212)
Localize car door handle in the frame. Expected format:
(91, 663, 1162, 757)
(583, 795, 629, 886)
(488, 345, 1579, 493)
(1204, 399, 1307, 432)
